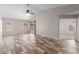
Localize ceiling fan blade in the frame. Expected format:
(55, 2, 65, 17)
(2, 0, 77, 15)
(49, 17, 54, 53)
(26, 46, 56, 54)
(25, 4, 36, 15)
(30, 12, 34, 14)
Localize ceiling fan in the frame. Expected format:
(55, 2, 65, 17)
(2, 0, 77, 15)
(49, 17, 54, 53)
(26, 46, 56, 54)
(25, 4, 34, 16)
(25, 4, 40, 19)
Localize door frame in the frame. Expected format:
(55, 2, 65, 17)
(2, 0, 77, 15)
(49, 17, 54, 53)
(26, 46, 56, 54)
(58, 15, 77, 40)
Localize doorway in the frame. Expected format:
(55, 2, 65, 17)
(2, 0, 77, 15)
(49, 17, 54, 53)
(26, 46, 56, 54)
(30, 20, 36, 35)
(59, 16, 76, 40)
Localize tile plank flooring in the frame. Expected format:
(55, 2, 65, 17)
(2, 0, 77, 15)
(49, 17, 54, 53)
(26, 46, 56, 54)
(0, 34, 79, 54)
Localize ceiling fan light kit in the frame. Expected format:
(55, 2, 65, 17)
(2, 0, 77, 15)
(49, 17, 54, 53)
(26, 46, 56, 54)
(25, 4, 34, 19)
(25, 13, 31, 17)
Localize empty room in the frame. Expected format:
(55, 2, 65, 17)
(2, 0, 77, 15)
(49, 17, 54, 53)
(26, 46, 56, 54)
(0, 4, 79, 54)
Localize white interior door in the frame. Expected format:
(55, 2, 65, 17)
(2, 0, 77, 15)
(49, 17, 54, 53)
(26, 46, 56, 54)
(59, 18, 76, 40)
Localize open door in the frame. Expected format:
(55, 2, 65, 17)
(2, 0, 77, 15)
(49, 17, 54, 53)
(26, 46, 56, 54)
(59, 17, 76, 40)
(30, 20, 36, 35)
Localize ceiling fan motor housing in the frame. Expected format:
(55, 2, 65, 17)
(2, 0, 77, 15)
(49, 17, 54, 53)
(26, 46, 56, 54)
(26, 10, 30, 13)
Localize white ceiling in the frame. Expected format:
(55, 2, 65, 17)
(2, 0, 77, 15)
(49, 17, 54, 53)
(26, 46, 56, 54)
(0, 4, 68, 20)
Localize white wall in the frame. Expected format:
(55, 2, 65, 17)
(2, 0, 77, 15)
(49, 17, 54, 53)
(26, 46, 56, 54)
(0, 17, 2, 35)
(0, 17, 2, 41)
(32, 5, 79, 39)
(77, 16, 79, 41)
(2, 18, 30, 36)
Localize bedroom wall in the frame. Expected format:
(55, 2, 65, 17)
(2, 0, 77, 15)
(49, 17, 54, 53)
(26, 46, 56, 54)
(2, 18, 30, 36)
(32, 5, 79, 39)
(0, 17, 2, 41)
(77, 16, 79, 41)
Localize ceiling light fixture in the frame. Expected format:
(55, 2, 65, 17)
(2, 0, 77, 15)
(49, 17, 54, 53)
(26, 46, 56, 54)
(25, 4, 34, 19)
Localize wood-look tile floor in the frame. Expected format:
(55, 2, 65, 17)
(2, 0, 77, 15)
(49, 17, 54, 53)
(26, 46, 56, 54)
(0, 34, 79, 54)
